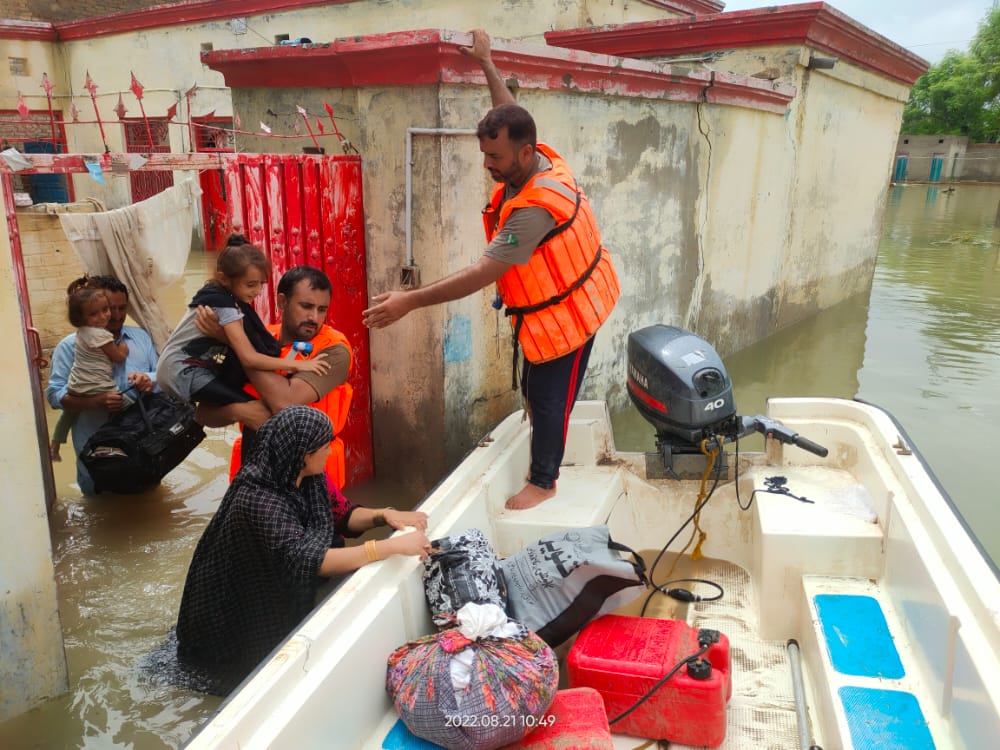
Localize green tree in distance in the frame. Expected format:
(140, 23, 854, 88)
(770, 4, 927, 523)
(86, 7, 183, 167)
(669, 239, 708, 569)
(902, 7, 1000, 142)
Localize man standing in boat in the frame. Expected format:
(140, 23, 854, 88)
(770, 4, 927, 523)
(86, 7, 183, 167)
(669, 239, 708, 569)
(194, 265, 354, 491)
(363, 29, 619, 510)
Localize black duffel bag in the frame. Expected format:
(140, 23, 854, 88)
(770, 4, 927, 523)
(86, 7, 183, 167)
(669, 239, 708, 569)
(80, 392, 205, 494)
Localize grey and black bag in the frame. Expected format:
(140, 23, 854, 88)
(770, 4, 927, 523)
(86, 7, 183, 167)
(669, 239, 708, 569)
(422, 528, 507, 628)
(500, 525, 648, 646)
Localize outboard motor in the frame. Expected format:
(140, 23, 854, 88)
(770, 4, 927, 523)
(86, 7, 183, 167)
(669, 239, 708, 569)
(627, 324, 828, 477)
(627, 325, 737, 446)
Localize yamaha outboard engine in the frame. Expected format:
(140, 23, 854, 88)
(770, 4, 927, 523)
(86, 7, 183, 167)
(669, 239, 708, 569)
(627, 324, 828, 477)
(627, 325, 738, 474)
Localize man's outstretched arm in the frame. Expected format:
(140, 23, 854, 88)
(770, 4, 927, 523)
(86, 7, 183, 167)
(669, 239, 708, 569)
(460, 29, 516, 108)
(363, 255, 508, 329)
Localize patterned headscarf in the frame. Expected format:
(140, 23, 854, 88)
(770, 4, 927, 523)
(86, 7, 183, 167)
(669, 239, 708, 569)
(238, 405, 333, 492)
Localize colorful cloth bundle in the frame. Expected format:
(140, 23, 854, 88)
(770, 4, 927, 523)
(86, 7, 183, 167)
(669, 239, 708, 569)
(386, 604, 558, 750)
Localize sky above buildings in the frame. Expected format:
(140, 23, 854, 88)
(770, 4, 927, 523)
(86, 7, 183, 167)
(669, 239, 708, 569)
(719, 0, 996, 63)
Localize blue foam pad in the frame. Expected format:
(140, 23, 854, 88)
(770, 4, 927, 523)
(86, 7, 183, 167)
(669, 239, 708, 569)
(815, 594, 905, 678)
(382, 718, 443, 749)
(840, 686, 936, 749)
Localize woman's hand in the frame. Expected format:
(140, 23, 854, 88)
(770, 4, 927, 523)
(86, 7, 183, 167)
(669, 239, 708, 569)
(386, 530, 433, 561)
(384, 508, 428, 532)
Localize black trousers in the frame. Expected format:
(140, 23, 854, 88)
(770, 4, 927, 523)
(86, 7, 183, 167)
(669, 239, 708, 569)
(521, 335, 595, 490)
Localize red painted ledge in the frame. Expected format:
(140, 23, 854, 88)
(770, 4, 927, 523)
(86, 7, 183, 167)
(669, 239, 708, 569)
(52, 0, 361, 41)
(639, 0, 725, 13)
(0, 19, 58, 41)
(202, 29, 795, 115)
(545, 2, 928, 87)
(0, 0, 722, 43)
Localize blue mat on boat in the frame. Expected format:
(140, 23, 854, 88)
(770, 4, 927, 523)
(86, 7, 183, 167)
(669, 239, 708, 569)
(382, 718, 443, 750)
(840, 686, 936, 749)
(815, 594, 905, 678)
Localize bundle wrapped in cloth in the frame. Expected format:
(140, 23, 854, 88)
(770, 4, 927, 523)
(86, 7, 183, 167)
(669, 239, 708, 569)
(423, 528, 507, 628)
(386, 602, 558, 750)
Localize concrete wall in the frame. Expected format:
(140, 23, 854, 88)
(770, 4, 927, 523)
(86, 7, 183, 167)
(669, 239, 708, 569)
(15, 205, 92, 358)
(707, 46, 911, 346)
(0, 196, 68, 721)
(957, 143, 1000, 182)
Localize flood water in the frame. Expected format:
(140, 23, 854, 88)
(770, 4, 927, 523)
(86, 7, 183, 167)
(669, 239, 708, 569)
(2, 182, 999, 748)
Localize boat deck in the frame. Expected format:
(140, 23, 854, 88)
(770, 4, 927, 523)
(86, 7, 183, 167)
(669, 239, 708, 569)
(621, 556, 801, 750)
(183, 399, 1000, 750)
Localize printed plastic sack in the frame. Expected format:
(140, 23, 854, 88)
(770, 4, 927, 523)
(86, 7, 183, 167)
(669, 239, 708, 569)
(500, 525, 648, 647)
(423, 528, 507, 628)
(386, 603, 559, 750)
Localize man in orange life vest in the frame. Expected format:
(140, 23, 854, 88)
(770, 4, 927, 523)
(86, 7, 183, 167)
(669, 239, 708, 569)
(363, 29, 619, 510)
(195, 265, 354, 489)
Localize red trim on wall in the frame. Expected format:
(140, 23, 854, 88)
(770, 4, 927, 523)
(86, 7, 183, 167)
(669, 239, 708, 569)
(0, 2, 724, 43)
(0, 20, 57, 41)
(203, 29, 795, 115)
(638, 0, 725, 13)
(545, 2, 928, 86)
(52, 0, 361, 41)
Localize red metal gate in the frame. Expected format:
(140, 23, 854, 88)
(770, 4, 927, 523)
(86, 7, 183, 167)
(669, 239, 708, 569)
(123, 119, 172, 202)
(193, 117, 233, 252)
(223, 153, 373, 486)
(3, 150, 374, 488)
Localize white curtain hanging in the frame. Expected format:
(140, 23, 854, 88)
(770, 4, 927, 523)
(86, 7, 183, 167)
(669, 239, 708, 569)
(59, 178, 203, 352)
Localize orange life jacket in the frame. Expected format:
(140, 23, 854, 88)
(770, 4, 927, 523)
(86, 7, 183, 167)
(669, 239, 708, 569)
(483, 143, 619, 378)
(228, 324, 354, 488)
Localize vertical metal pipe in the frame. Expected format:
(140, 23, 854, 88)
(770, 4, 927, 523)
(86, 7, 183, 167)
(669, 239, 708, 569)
(404, 128, 477, 268)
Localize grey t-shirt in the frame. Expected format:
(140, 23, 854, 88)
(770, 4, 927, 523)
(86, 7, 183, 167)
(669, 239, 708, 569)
(156, 305, 243, 402)
(484, 152, 556, 266)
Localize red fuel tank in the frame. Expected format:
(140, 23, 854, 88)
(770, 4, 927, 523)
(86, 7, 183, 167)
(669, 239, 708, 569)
(566, 615, 731, 747)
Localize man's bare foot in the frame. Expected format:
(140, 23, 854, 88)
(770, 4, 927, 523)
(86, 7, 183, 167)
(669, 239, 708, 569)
(505, 482, 556, 510)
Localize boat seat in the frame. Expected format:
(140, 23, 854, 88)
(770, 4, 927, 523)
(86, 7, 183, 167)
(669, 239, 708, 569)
(748, 465, 884, 640)
(480, 404, 624, 557)
(491, 463, 625, 558)
(800, 577, 938, 749)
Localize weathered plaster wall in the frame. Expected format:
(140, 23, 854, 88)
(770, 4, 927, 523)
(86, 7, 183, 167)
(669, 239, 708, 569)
(893, 134, 967, 182)
(15, 205, 91, 358)
(777, 60, 907, 328)
(690, 45, 910, 348)
(0, 38, 59, 103)
(0, 199, 68, 721)
(961, 144, 1000, 182)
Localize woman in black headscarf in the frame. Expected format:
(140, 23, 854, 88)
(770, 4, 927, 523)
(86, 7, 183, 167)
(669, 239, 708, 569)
(175, 405, 429, 691)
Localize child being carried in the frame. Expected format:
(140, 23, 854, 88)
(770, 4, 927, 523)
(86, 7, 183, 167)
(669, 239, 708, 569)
(49, 280, 153, 461)
(157, 235, 329, 411)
